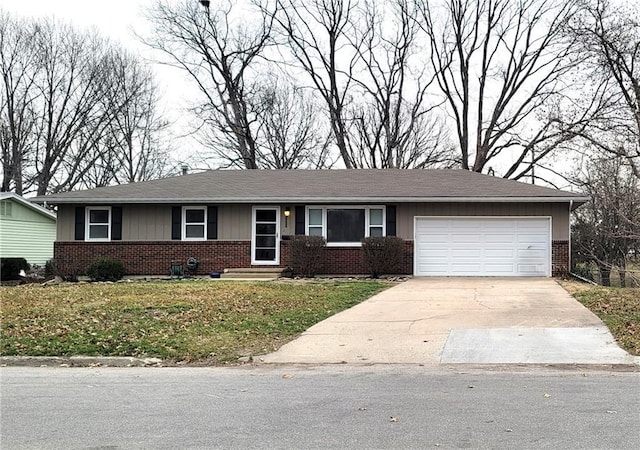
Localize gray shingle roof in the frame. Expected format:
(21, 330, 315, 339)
(34, 169, 589, 204)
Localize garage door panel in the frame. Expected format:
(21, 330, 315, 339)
(518, 248, 546, 259)
(484, 264, 516, 274)
(484, 234, 515, 243)
(485, 248, 514, 258)
(414, 218, 550, 277)
(450, 234, 481, 243)
(450, 263, 482, 273)
(452, 248, 481, 258)
(421, 249, 449, 259)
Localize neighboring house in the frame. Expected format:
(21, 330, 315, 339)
(0, 192, 57, 266)
(33, 169, 589, 277)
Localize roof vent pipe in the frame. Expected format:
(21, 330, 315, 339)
(181, 164, 188, 176)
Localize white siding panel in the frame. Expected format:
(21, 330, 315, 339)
(414, 217, 550, 277)
(0, 221, 56, 265)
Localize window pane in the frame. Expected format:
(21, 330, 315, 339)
(256, 223, 276, 234)
(256, 210, 276, 222)
(186, 224, 205, 238)
(90, 210, 109, 224)
(370, 226, 383, 237)
(255, 249, 276, 261)
(89, 224, 109, 239)
(309, 226, 323, 236)
(369, 209, 383, 226)
(186, 209, 205, 223)
(308, 209, 322, 226)
(327, 209, 365, 243)
(256, 236, 276, 247)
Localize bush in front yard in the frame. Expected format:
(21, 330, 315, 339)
(0, 258, 30, 280)
(362, 236, 404, 278)
(86, 257, 126, 282)
(290, 236, 326, 277)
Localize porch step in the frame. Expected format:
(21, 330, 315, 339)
(220, 268, 282, 279)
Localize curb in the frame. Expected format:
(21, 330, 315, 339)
(0, 356, 163, 368)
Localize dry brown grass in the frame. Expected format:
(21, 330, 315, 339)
(560, 280, 640, 355)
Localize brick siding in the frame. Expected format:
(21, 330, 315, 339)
(552, 240, 569, 277)
(54, 239, 568, 277)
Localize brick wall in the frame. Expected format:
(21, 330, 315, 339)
(53, 240, 414, 276)
(54, 241, 253, 276)
(552, 240, 569, 277)
(54, 239, 568, 277)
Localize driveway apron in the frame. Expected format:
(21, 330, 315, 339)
(262, 277, 636, 365)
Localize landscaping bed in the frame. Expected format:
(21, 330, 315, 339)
(0, 279, 388, 365)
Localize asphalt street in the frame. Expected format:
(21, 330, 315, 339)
(1, 365, 639, 449)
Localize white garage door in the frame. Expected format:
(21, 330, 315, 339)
(414, 217, 551, 277)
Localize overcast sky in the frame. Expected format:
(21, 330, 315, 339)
(1, 0, 149, 46)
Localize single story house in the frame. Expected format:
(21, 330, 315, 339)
(0, 192, 57, 266)
(34, 169, 588, 277)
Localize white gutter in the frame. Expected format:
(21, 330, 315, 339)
(37, 196, 591, 205)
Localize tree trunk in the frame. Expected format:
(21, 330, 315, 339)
(618, 268, 626, 288)
(598, 265, 611, 286)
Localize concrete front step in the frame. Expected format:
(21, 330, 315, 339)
(220, 268, 283, 279)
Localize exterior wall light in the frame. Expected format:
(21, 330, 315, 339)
(284, 207, 291, 227)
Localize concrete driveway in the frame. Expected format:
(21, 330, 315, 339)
(262, 278, 637, 366)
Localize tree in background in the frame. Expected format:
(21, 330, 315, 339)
(415, 0, 587, 179)
(572, 157, 640, 286)
(252, 76, 332, 169)
(143, 0, 272, 169)
(0, 12, 37, 194)
(269, 0, 360, 169)
(349, 0, 454, 168)
(569, 0, 640, 179)
(0, 12, 169, 195)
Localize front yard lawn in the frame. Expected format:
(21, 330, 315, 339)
(561, 280, 640, 356)
(0, 280, 388, 364)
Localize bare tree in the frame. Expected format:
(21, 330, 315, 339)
(349, 0, 453, 168)
(102, 49, 171, 184)
(142, 0, 273, 169)
(253, 76, 331, 169)
(0, 12, 38, 194)
(415, 0, 584, 179)
(28, 19, 119, 195)
(569, 0, 640, 179)
(1, 12, 170, 194)
(269, 0, 360, 168)
(572, 156, 640, 286)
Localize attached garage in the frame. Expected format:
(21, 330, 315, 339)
(414, 217, 551, 277)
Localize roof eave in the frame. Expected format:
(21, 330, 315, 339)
(37, 196, 591, 205)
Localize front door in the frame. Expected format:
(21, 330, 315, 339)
(252, 206, 280, 265)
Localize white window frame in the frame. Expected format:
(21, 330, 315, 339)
(0, 200, 12, 217)
(182, 206, 207, 241)
(86, 206, 111, 242)
(305, 205, 386, 247)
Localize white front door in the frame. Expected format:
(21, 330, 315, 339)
(252, 207, 280, 265)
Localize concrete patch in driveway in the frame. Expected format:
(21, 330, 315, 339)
(441, 327, 636, 364)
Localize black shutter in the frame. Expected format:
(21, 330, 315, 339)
(295, 205, 305, 235)
(111, 206, 122, 240)
(74, 206, 85, 240)
(207, 206, 218, 240)
(171, 206, 181, 240)
(386, 205, 396, 236)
